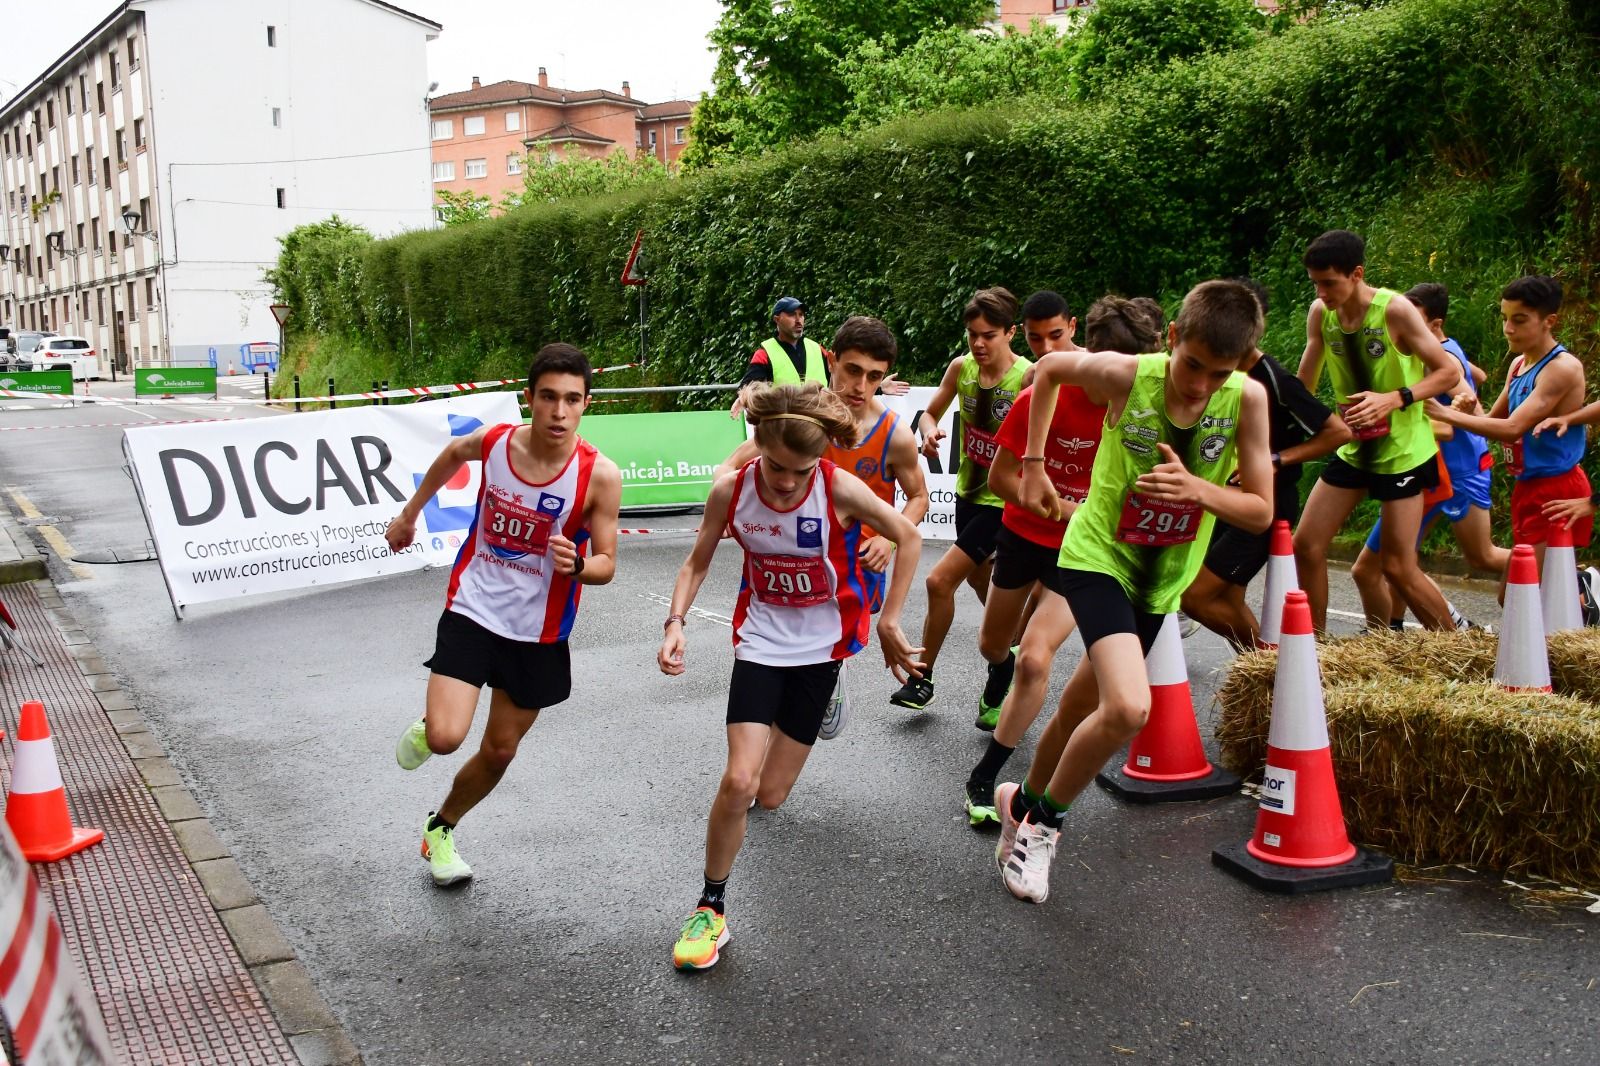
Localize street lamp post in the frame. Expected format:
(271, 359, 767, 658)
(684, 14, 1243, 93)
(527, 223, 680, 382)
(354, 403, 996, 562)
(120, 209, 160, 375)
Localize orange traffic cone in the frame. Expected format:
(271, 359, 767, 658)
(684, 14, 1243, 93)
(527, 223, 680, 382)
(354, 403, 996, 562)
(1257, 519, 1298, 648)
(1541, 524, 1582, 635)
(1496, 544, 1550, 692)
(1212, 590, 1393, 892)
(1096, 613, 1240, 803)
(5, 701, 103, 862)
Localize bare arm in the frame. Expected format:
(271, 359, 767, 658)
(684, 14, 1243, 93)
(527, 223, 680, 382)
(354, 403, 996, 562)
(1019, 351, 1136, 518)
(1534, 397, 1600, 439)
(1431, 356, 1584, 443)
(1296, 302, 1326, 390)
(384, 427, 488, 551)
(657, 475, 736, 675)
(831, 470, 925, 682)
(1343, 299, 1462, 430)
(857, 419, 928, 573)
(917, 357, 964, 458)
(1280, 411, 1352, 467)
(555, 456, 620, 585)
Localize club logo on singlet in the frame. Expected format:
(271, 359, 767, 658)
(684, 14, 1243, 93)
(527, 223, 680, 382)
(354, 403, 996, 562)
(1056, 436, 1096, 453)
(797, 517, 823, 548)
(992, 397, 1014, 421)
(1123, 439, 1154, 456)
(1200, 414, 1235, 429)
(855, 457, 880, 479)
(1366, 338, 1386, 359)
(1200, 434, 1228, 463)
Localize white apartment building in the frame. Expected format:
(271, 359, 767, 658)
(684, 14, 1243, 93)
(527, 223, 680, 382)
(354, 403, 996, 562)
(0, 0, 440, 374)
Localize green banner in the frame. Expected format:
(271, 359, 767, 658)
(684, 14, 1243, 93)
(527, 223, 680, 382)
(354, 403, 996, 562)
(135, 367, 218, 396)
(0, 370, 74, 396)
(578, 410, 747, 507)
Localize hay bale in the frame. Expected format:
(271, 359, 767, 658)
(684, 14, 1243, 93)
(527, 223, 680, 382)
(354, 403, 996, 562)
(1214, 630, 1600, 888)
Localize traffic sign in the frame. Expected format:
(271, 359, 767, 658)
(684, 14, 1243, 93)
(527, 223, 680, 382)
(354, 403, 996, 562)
(268, 303, 292, 327)
(621, 230, 646, 286)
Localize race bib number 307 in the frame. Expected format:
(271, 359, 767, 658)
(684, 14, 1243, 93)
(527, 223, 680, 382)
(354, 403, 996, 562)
(1117, 494, 1201, 547)
(483, 494, 555, 554)
(749, 553, 830, 607)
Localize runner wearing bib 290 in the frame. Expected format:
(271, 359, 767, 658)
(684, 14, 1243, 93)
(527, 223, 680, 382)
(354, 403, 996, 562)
(1000, 281, 1274, 906)
(890, 287, 1031, 712)
(659, 382, 924, 972)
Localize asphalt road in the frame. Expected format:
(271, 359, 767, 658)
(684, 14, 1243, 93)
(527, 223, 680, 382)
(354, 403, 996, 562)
(0, 384, 1591, 1066)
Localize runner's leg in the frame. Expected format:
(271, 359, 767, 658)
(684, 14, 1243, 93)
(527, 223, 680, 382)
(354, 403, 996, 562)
(436, 688, 539, 825)
(421, 673, 481, 755)
(994, 592, 1077, 751)
(1041, 633, 1151, 804)
(1180, 567, 1258, 649)
(1294, 480, 1366, 633)
(705, 723, 772, 881)
(919, 546, 979, 671)
(1377, 494, 1453, 630)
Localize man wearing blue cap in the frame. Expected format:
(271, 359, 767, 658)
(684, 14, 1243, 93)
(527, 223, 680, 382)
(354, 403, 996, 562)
(731, 297, 830, 417)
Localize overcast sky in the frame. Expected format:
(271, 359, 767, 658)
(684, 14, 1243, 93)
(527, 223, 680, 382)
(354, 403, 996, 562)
(1, 0, 724, 107)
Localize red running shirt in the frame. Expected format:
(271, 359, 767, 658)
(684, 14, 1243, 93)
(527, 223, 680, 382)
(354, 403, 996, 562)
(993, 384, 1105, 548)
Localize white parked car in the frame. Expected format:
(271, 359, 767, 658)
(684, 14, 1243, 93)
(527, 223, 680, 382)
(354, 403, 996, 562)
(31, 336, 100, 381)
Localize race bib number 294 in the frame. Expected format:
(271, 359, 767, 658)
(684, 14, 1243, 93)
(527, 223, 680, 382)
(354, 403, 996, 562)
(1117, 493, 1201, 547)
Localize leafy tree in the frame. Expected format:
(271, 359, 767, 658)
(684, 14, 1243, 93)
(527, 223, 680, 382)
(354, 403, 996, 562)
(506, 144, 671, 208)
(434, 188, 493, 226)
(1072, 0, 1261, 96)
(682, 0, 995, 169)
(837, 23, 1078, 132)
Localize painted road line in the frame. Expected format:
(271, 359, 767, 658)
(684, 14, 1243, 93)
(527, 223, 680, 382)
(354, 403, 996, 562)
(7, 489, 92, 581)
(639, 591, 732, 628)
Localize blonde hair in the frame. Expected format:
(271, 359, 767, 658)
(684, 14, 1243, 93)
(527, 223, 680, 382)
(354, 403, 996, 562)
(741, 382, 857, 457)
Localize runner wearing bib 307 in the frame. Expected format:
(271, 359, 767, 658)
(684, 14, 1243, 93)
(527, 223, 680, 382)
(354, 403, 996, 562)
(1291, 230, 1466, 633)
(386, 344, 622, 889)
(660, 382, 925, 972)
(890, 287, 1031, 712)
(1000, 281, 1274, 906)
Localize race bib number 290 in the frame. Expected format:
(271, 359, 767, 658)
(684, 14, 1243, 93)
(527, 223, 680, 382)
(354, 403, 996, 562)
(749, 553, 830, 607)
(1117, 494, 1201, 547)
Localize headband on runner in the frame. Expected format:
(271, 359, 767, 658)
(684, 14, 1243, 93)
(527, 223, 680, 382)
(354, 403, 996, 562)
(761, 413, 826, 428)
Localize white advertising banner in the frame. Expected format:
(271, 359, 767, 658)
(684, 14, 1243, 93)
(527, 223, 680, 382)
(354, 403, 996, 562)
(880, 386, 959, 542)
(123, 394, 522, 611)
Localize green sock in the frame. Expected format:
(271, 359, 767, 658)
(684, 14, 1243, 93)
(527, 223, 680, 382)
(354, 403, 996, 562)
(1021, 781, 1044, 806)
(1042, 788, 1070, 814)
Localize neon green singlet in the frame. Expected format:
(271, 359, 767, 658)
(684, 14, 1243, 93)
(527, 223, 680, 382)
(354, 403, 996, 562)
(1059, 353, 1244, 614)
(1320, 288, 1438, 474)
(954, 353, 1032, 507)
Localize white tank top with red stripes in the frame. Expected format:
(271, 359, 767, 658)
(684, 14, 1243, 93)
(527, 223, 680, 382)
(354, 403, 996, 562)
(445, 424, 595, 643)
(728, 457, 870, 666)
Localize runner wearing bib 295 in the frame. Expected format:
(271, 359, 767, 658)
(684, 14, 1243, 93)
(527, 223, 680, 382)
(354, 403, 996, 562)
(1291, 230, 1466, 634)
(889, 287, 1031, 712)
(1000, 281, 1274, 906)
(659, 382, 924, 972)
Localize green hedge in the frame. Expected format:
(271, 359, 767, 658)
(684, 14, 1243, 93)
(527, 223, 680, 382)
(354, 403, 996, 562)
(274, 0, 1597, 404)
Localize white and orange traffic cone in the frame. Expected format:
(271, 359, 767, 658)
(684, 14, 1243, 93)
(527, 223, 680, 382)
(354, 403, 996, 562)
(1541, 524, 1583, 635)
(1096, 613, 1240, 803)
(5, 701, 103, 862)
(1212, 590, 1393, 892)
(1258, 519, 1298, 649)
(1497, 544, 1551, 692)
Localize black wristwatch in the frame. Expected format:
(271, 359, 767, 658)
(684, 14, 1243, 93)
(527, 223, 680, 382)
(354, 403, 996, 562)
(1398, 386, 1415, 409)
(1271, 452, 1283, 470)
(571, 554, 585, 577)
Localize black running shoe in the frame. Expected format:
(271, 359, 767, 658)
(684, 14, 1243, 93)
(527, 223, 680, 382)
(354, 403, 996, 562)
(889, 675, 934, 710)
(965, 777, 998, 827)
(1579, 567, 1600, 628)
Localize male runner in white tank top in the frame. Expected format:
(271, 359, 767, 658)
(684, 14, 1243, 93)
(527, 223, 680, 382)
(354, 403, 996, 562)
(385, 344, 622, 887)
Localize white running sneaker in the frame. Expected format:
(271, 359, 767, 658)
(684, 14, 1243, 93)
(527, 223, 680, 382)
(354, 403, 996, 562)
(1177, 612, 1201, 639)
(818, 660, 850, 741)
(994, 782, 1022, 871)
(395, 718, 432, 770)
(1002, 815, 1060, 904)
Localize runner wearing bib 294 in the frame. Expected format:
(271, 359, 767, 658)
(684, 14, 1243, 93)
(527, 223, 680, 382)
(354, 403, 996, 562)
(1000, 280, 1274, 907)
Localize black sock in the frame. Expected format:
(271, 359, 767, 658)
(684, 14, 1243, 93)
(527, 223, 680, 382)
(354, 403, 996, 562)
(982, 651, 1016, 705)
(699, 877, 727, 915)
(426, 812, 454, 833)
(1388, 618, 1405, 632)
(971, 739, 1015, 784)
(1009, 787, 1032, 823)
(1028, 798, 1068, 830)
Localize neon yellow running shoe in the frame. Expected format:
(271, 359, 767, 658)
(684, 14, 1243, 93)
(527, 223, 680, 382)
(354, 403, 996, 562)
(672, 906, 729, 971)
(420, 816, 472, 887)
(396, 718, 431, 770)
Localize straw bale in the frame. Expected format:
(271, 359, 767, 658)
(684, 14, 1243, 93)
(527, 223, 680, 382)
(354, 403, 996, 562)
(1215, 629, 1600, 888)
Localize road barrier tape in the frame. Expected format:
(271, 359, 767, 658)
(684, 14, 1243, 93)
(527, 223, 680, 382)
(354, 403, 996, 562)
(616, 527, 700, 536)
(0, 417, 243, 432)
(0, 362, 642, 409)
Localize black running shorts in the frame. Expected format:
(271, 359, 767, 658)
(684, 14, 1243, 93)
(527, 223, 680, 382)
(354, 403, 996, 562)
(1047, 568, 1165, 655)
(726, 658, 843, 746)
(424, 609, 571, 711)
(954, 498, 1005, 564)
(1319, 454, 1438, 501)
(991, 525, 1062, 591)
(1203, 521, 1270, 588)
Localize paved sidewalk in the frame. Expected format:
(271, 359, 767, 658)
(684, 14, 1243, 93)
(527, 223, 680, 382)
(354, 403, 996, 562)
(0, 579, 353, 1065)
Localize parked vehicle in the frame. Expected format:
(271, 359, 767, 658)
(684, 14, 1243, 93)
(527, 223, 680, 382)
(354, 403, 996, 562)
(30, 336, 99, 380)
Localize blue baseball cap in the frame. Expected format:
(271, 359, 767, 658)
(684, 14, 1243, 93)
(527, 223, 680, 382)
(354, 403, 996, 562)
(772, 296, 806, 316)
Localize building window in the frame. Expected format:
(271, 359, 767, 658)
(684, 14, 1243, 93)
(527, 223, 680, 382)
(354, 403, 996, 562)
(127, 282, 136, 314)
(50, 166, 60, 193)
(146, 278, 156, 306)
(276, 187, 286, 209)
(76, 223, 84, 249)
(674, 126, 686, 144)
(91, 218, 101, 252)
(97, 290, 104, 320)
(46, 100, 55, 128)
(81, 293, 90, 320)
(648, 130, 657, 149)
(140, 197, 151, 229)
(464, 158, 487, 179)
(103, 155, 111, 186)
(431, 160, 455, 182)
(129, 36, 140, 70)
(86, 148, 96, 185)
(505, 111, 520, 132)
(65, 89, 73, 116)
(271, 108, 281, 128)
(507, 153, 522, 175)
(108, 231, 116, 256)
(463, 115, 485, 136)
(135, 118, 146, 148)
(2, 131, 8, 155)
(71, 157, 80, 185)
(79, 76, 88, 112)
(267, 25, 277, 47)
(111, 53, 121, 90)
(116, 129, 127, 166)
(97, 82, 106, 114)
(431, 119, 453, 140)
